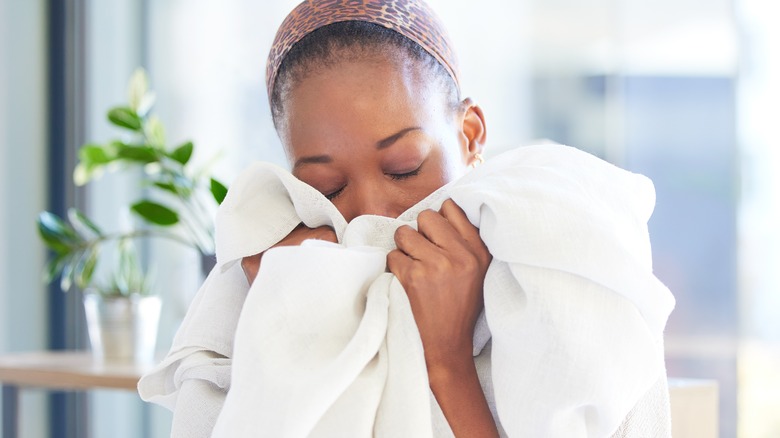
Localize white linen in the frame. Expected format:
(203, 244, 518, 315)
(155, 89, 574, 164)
(138, 144, 675, 437)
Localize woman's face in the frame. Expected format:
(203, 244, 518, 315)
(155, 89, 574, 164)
(278, 55, 486, 223)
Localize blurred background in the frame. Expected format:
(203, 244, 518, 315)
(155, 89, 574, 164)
(1, 0, 778, 436)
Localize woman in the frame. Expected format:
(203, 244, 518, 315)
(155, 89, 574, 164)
(140, 1, 674, 436)
(244, 4, 494, 435)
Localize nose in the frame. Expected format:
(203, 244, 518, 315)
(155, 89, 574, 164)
(343, 181, 403, 222)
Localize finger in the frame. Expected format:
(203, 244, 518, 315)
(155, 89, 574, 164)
(387, 249, 418, 285)
(416, 208, 465, 251)
(393, 224, 438, 261)
(440, 200, 492, 267)
(387, 249, 413, 276)
(439, 199, 482, 248)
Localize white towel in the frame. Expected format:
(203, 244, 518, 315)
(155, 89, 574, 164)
(139, 144, 675, 437)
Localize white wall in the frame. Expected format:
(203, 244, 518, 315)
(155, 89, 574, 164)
(0, 0, 49, 436)
(737, 1, 780, 436)
(429, 0, 532, 154)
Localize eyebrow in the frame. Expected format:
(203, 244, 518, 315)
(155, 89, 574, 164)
(293, 154, 332, 170)
(292, 126, 422, 170)
(376, 126, 422, 150)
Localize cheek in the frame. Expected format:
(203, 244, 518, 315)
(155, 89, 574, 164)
(435, 140, 469, 183)
(405, 146, 463, 204)
(431, 112, 471, 181)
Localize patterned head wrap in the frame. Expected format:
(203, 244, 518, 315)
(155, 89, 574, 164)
(266, 0, 460, 101)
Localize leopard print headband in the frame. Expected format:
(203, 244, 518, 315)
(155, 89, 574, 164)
(266, 0, 460, 102)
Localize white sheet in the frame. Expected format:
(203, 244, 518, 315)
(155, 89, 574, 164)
(139, 144, 675, 437)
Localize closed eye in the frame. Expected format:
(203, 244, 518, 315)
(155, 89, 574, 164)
(324, 165, 422, 200)
(325, 186, 345, 200)
(387, 167, 421, 181)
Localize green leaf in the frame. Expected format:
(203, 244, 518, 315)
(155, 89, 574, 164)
(136, 92, 156, 119)
(37, 211, 77, 239)
(115, 239, 147, 296)
(169, 141, 193, 165)
(60, 259, 74, 292)
(37, 211, 79, 254)
(145, 116, 166, 148)
(127, 68, 156, 118)
(105, 140, 124, 156)
(116, 144, 159, 163)
(153, 182, 178, 195)
(43, 254, 69, 283)
(127, 68, 149, 112)
(67, 208, 102, 238)
(78, 143, 114, 167)
(152, 180, 193, 198)
(73, 162, 93, 186)
(131, 200, 179, 226)
(210, 178, 228, 205)
(107, 106, 143, 131)
(74, 247, 99, 290)
(37, 229, 71, 254)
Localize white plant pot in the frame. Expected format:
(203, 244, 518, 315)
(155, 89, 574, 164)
(83, 293, 162, 364)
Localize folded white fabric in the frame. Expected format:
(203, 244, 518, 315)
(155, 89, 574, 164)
(139, 144, 675, 437)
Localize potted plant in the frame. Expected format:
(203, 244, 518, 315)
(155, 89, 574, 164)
(72, 68, 227, 261)
(37, 68, 226, 363)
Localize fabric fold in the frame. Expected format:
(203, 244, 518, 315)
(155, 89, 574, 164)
(139, 144, 675, 437)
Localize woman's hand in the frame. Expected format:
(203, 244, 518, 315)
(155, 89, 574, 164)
(387, 199, 498, 437)
(387, 199, 491, 368)
(240, 224, 337, 285)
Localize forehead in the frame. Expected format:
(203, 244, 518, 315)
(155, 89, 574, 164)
(281, 57, 448, 157)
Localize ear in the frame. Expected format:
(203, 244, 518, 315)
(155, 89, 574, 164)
(457, 98, 487, 166)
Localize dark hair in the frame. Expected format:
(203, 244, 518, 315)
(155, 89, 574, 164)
(270, 21, 461, 131)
